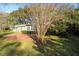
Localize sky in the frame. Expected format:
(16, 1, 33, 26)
(0, 3, 79, 13)
(0, 3, 29, 13)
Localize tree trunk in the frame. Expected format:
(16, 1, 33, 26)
(37, 36, 46, 45)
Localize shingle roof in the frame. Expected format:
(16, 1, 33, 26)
(14, 24, 31, 28)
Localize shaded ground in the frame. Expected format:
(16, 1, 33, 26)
(0, 32, 79, 56)
(34, 35, 79, 56)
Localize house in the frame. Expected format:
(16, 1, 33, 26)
(12, 18, 34, 32)
(12, 24, 33, 32)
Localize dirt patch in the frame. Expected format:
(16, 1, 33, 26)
(5, 33, 34, 41)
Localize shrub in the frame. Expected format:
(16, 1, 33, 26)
(46, 20, 67, 35)
(21, 30, 36, 34)
(66, 21, 79, 36)
(21, 30, 27, 34)
(46, 20, 79, 37)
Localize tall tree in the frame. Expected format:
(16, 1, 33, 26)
(29, 3, 72, 45)
(8, 6, 30, 26)
(0, 12, 9, 30)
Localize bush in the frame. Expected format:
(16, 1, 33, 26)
(21, 30, 27, 34)
(46, 20, 67, 35)
(21, 30, 36, 34)
(46, 20, 79, 37)
(66, 21, 79, 36)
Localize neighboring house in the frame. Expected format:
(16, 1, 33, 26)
(12, 24, 33, 32)
(12, 18, 34, 32)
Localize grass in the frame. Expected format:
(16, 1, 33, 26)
(0, 31, 79, 56)
(21, 30, 36, 34)
(0, 30, 13, 39)
(0, 39, 40, 56)
(0, 40, 21, 56)
(42, 34, 79, 55)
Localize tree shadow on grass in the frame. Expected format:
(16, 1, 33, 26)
(0, 41, 21, 56)
(0, 31, 13, 39)
(32, 34, 79, 56)
(59, 34, 79, 55)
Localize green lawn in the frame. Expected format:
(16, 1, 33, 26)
(0, 30, 13, 39)
(0, 32, 79, 56)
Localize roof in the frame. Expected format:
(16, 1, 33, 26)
(14, 24, 32, 28)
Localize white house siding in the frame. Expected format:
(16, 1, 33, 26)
(22, 26, 27, 31)
(17, 27, 21, 32)
(12, 25, 33, 32)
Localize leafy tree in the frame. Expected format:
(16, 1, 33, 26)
(8, 6, 30, 26)
(29, 4, 71, 45)
(0, 12, 9, 30)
